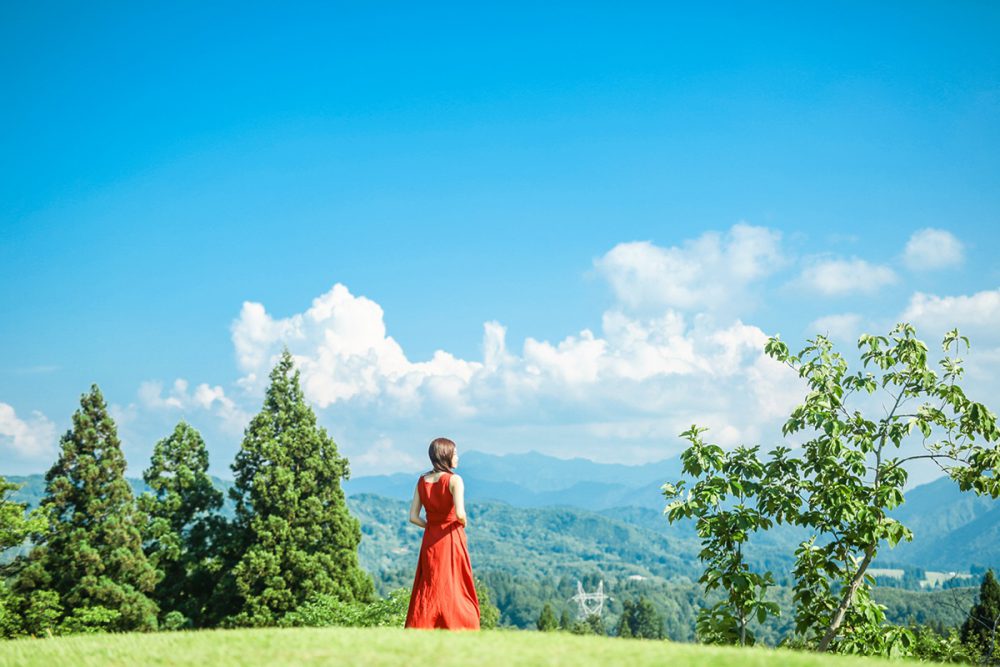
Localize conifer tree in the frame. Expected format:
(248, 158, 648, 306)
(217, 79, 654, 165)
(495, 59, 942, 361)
(225, 349, 374, 625)
(559, 608, 571, 631)
(12, 385, 159, 633)
(618, 600, 634, 638)
(961, 569, 1000, 661)
(537, 603, 558, 632)
(617, 597, 665, 639)
(139, 420, 224, 628)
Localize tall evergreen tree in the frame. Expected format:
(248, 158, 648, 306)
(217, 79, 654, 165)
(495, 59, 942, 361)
(618, 600, 635, 638)
(537, 603, 558, 632)
(139, 421, 224, 628)
(224, 349, 374, 625)
(12, 385, 159, 633)
(961, 569, 1000, 661)
(559, 608, 572, 631)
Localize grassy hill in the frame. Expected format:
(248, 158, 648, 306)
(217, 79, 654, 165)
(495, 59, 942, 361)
(0, 626, 911, 667)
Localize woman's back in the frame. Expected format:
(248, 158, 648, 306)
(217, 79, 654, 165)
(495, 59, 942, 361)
(419, 472, 457, 523)
(406, 468, 479, 629)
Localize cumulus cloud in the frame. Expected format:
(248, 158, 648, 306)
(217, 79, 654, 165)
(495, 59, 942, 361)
(904, 228, 964, 271)
(593, 223, 784, 313)
(796, 258, 897, 296)
(117, 226, 810, 473)
(228, 281, 803, 466)
(901, 288, 1000, 343)
(231, 284, 481, 416)
(0, 402, 57, 460)
(138, 378, 250, 436)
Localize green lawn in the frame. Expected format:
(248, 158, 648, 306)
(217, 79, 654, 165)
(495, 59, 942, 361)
(0, 627, 902, 667)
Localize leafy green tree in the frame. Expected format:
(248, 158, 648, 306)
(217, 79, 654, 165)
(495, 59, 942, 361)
(12, 385, 159, 633)
(139, 421, 224, 628)
(960, 569, 1000, 662)
(537, 602, 558, 632)
(0, 476, 47, 637)
(476, 577, 501, 629)
(224, 350, 374, 625)
(666, 324, 1000, 655)
(559, 608, 571, 631)
(617, 597, 665, 639)
(908, 624, 977, 664)
(663, 428, 783, 645)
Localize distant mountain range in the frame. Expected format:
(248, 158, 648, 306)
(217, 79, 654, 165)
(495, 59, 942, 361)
(5, 449, 998, 572)
(342, 450, 681, 512)
(341, 449, 1000, 571)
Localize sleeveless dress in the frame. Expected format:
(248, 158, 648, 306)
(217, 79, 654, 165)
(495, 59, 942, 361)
(404, 472, 481, 629)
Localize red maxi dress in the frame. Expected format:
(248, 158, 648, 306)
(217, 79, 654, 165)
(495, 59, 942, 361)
(404, 472, 481, 629)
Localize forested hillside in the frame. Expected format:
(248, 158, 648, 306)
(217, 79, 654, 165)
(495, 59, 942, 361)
(3, 472, 987, 642)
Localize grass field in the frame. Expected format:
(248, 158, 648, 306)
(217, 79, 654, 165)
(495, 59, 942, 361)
(0, 627, 904, 667)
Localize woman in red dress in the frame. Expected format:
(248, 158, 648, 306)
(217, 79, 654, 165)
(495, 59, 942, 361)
(404, 437, 481, 630)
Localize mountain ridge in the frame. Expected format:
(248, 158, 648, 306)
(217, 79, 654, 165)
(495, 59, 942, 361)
(5, 449, 998, 571)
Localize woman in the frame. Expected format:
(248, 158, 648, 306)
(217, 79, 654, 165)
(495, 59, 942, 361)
(404, 437, 481, 630)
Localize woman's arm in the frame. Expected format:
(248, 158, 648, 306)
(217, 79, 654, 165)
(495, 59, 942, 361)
(408, 482, 426, 528)
(450, 474, 468, 527)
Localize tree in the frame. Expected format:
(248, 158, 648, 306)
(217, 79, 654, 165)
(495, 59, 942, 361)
(0, 476, 47, 637)
(537, 603, 558, 632)
(662, 429, 781, 645)
(618, 597, 665, 640)
(960, 569, 1000, 662)
(570, 613, 606, 635)
(139, 421, 224, 628)
(12, 385, 159, 633)
(559, 608, 571, 631)
(666, 325, 1000, 655)
(224, 350, 374, 625)
(476, 577, 501, 629)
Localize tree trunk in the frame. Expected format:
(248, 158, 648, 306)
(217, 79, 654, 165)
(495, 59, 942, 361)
(816, 544, 876, 652)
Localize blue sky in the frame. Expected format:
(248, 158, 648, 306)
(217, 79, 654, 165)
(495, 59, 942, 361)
(2, 3, 999, 480)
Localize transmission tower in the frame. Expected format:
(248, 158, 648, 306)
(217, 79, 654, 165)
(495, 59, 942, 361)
(571, 580, 610, 619)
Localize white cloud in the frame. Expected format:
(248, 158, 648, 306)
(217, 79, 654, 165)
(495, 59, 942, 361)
(228, 281, 803, 468)
(0, 403, 57, 460)
(231, 283, 482, 415)
(797, 258, 897, 296)
(593, 223, 784, 313)
(808, 313, 865, 343)
(138, 378, 250, 436)
(901, 288, 1000, 343)
(115, 227, 809, 475)
(904, 228, 964, 271)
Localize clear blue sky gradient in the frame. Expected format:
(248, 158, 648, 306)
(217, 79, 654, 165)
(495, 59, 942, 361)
(2, 3, 999, 470)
